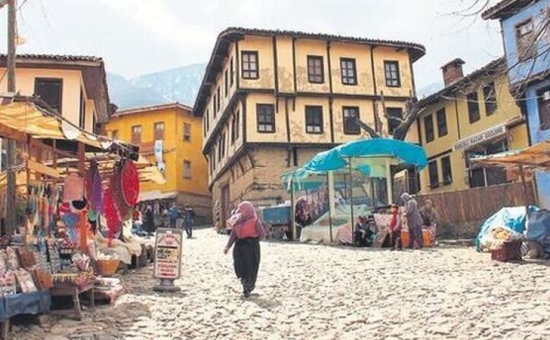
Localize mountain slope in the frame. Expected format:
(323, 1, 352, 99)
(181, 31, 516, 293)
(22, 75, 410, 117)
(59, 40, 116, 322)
(107, 63, 206, 110)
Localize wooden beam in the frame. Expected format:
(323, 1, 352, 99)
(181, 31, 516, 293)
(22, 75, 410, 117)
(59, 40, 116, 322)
(27, 159, 60, 178)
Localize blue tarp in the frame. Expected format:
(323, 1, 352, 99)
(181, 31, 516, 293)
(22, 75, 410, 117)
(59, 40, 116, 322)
(475, 206, 539, 251)
(283, 138, 428, 187)
(526, 209, 550, 253)
(0, 291, 51, 321)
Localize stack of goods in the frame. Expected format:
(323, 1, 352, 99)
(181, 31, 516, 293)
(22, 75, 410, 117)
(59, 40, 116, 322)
(94, 277, 125, 304)
(51, 250, 94, 287)
(96, 253, 120, 277)
(0, 246, 51, 294)
(482, 227, 524, 262)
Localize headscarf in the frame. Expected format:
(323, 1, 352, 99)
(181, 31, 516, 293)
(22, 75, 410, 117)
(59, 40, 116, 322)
(401, 193, 412, 202)
(233, 201, 259, 238)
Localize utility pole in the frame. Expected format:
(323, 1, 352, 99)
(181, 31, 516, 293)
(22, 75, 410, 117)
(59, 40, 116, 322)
(6, 0, 17, 235)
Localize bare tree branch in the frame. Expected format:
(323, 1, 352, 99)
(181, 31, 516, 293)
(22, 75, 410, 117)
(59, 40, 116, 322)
(353, 115, 381, 138)
(380, 90, 404, 124)
(0, 0, 9, 9)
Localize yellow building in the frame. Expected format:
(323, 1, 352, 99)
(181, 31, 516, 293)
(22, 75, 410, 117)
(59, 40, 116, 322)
(0, 54, 112, 133)
(106, 103, 211, 223)
(193, 27, 425, 226)
(416, 58, 529, 194)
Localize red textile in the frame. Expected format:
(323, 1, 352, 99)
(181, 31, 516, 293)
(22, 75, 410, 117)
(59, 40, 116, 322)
(121, 161, 139, 207)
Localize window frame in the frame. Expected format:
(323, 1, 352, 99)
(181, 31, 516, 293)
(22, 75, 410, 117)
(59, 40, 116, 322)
(256, 104, 275, 133)
(241, 51, 259, 79)
(538, 86, 550, 130)
(467, 92, 481, 123)
(428, 160, 439, 189)
(154, 122, 165, 141)
(183, 160, 192, 179)
(386, 107, 403, 135)
(34, 78, 63, 114)
(307, 56, 325, 84)
(183, 122, 191, 142)
(111, 130, 119, 140)
(384, 61, 401, 87)
(436, 108, 448, 137)
(515, 18, 536, 61)
(483, 82, 497, 116)
(131, 125, 142, 145)
(342, 106, 361, 135)
(424, 114, 435, 143)
(230, 57, 235, 86)
(224, 69, 229, 97)
(305, 106, 324, 134)
(340, 58, 357, 85)
(441, 156, 453, 185)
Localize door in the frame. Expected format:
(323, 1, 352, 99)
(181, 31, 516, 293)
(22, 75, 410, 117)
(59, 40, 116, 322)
(221, 184, 230, 229)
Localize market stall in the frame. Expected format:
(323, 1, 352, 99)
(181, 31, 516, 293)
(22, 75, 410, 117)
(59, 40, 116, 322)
(471, 140, 550, 261)
(0, 95, 161, 334)
(283, 138, 427, 245)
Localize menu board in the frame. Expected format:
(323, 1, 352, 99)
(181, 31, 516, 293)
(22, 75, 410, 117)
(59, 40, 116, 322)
(153, 228, 183, 280)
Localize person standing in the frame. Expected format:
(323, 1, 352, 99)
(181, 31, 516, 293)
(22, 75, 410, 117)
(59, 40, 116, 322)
(401, 193, 424, 249)
(144, 205, 155, 235)
(389, 204, 403, 250)
(420, 199, 439, 244)
(223, 201, 266, 298)
(183, 205, 196, 238)
(168, 202, 179, 228)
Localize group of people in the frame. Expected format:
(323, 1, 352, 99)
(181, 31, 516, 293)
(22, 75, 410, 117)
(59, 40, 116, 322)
(131, 202, 196, 239)
(168, 203, 196, 239)
(354, 193, 439, 250)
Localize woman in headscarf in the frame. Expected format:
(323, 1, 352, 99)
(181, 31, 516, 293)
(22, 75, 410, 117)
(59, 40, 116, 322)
(223, 201, 266, 298)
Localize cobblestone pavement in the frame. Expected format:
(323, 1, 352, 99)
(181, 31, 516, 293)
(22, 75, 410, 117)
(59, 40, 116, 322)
(11, 228, 550, 340)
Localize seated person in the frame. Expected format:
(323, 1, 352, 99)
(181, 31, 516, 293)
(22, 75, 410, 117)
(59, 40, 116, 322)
(354, 215, 374, 247)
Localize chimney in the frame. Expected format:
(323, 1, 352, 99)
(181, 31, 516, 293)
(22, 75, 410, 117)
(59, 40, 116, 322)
(441, 58, 465, 86)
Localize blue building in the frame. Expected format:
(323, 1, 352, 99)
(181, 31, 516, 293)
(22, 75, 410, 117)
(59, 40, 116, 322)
(483, 0, 550, 207)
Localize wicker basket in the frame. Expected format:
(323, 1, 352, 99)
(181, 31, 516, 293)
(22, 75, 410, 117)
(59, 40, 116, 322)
(97, 259, 120, 277)
(490, 240, 523, 262)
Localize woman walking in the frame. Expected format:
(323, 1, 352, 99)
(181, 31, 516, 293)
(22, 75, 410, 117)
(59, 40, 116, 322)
(223, 201, 266, 298)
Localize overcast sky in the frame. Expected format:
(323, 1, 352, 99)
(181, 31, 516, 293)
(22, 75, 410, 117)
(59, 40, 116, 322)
(0, 0, 503, 90)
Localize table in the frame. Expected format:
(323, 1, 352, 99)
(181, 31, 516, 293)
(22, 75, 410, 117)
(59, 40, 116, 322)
(50, 281, 95, 320)
(0, 291, 51, 339)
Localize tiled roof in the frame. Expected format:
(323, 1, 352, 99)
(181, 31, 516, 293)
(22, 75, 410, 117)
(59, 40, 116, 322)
(192, 27, 426, 115)
(113, 102, 193, 117)
(0, 53, 103, 63)
(482, 0, 535, 20)
(417, 57, 506, 108)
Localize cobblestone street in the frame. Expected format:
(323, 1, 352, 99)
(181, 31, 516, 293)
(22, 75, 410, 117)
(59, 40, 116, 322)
(12, 228, 550, 340)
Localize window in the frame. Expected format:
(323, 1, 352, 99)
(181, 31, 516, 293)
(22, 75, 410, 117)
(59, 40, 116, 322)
(111, 130, 119, 140)
(79, 88, 85, 129)
(257, 104, 275, 133)
(428, 161, 439, 189)
(424, 115, 434, 143)
(305, 106, 323, 134)
(307, 56, 324, 83)
(231, 111, 240, 143)
(384, 61, 400, 87)
(230, 58, 234, 86)
(340, 58, 357, 85)
(441, 156, 452, 185)
(183, 123, 191, 142)
(483, 82, 497, 116)
(466, 140, 509, 188)
(436, 108, 448, 137)
(386, 108, 403, 135)
(205, 109, 210, 136)
(224, 69, 229, 97)
(183, 160, 192, 179)
(218, 133, 226, 160)
(343, 106, 360, 135)
(34, 78, 63, 113)
(213, 95, 217, 118)
(154, 122, 165, 140)
(217, 87, 221, 113)
(467, 92, 480, 123)
(242, 51, 259, 79)
(131, 125, 142, 145)
(516, 19, 535, 61)
(538, 87, 550, 130)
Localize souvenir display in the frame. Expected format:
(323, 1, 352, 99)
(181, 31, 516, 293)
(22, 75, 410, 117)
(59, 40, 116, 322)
(104, 186, 122, 240)
(18, 247, 37, 269)
(6, 246, 21, 270)
(47, 242, 62, 274)
(32, 268, 53, 290)
(0, 271, 17, 295)
(86, 160, 104, 215)
(14, 268, 38, 293)
(0, 251, 7, 274)
(121, 160, 139, 207)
